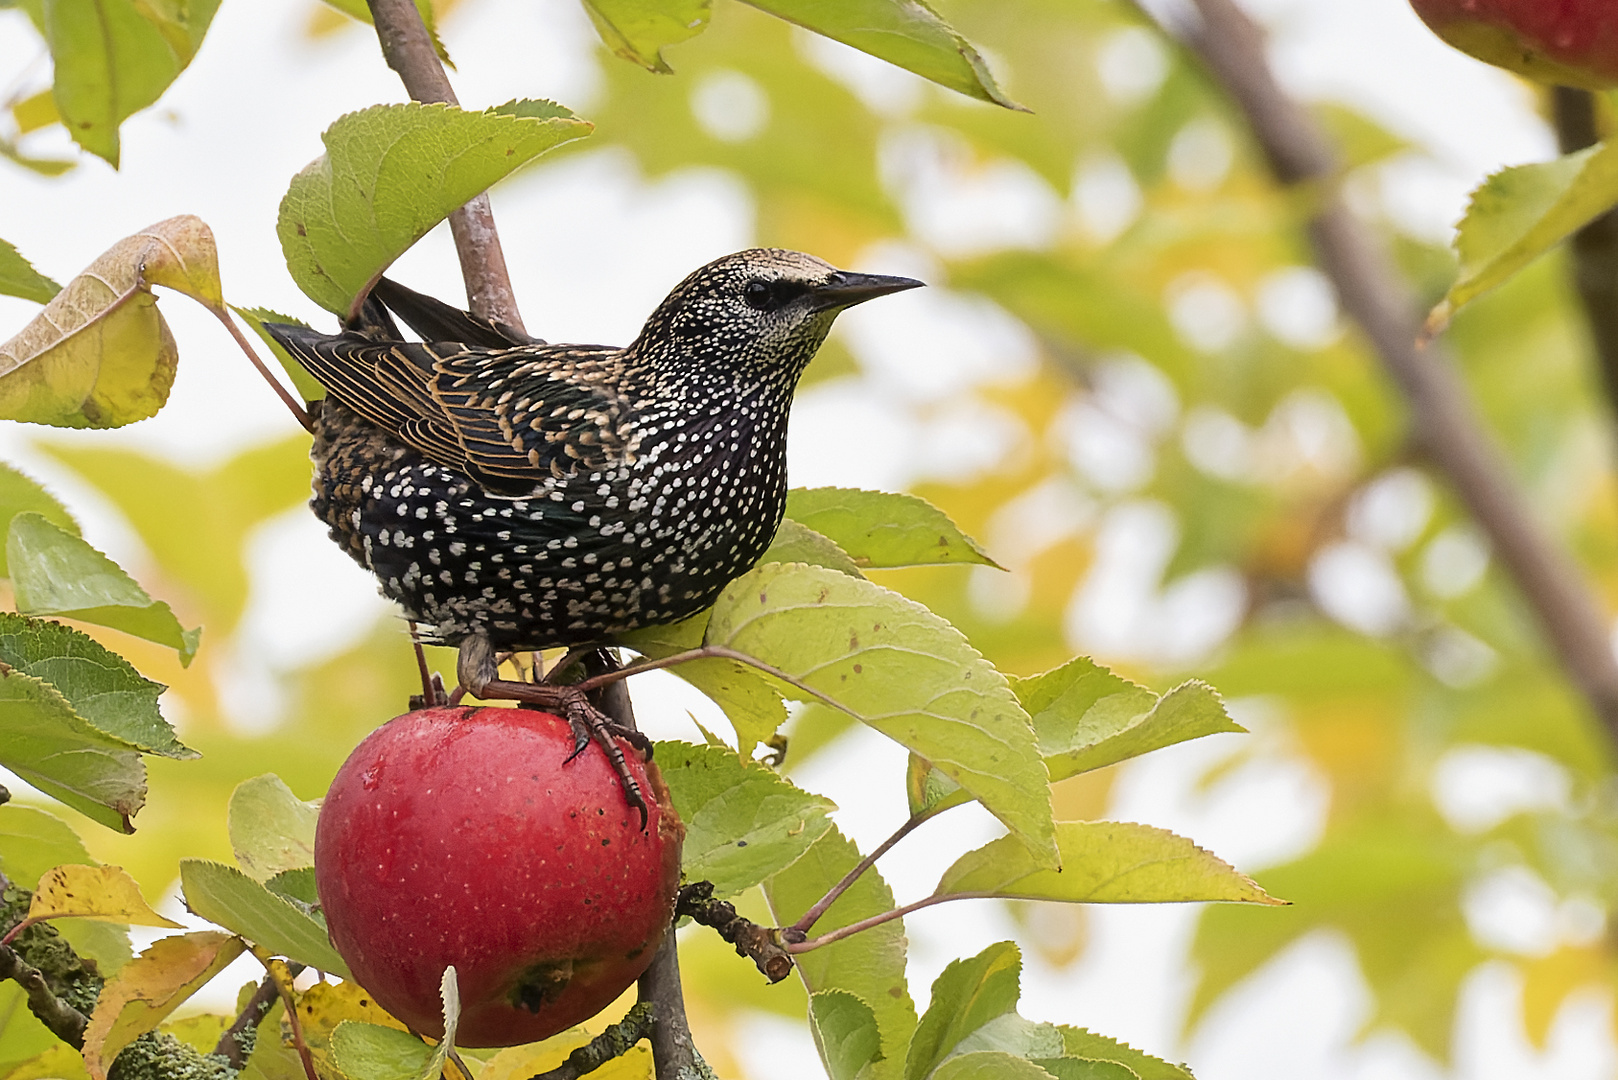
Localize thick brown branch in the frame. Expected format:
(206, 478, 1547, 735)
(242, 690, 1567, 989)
(1552, 87, 1618, 433)
(1175, 0, 1618, 738)
(363, 0, 525, 331)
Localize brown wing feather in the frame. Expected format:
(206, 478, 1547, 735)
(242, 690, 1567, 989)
(262, 322, 634, 492)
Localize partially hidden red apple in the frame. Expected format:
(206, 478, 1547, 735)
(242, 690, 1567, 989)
(1409, 0, 1618, 89)
(315, 706, 683, 1047)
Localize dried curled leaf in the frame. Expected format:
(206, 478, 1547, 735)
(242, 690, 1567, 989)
(0, 216, 222, 428)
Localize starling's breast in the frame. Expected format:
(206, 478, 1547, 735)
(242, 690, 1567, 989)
(310, 396, 790, 649)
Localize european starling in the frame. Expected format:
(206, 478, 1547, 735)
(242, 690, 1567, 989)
(265, 250, 921, 816)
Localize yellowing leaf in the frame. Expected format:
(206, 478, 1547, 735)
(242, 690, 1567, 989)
(934, 821, 1283, 906)
(0, 217, 223, 429)
(81, 931, 245, 1080)
(25, 864, 182, 931)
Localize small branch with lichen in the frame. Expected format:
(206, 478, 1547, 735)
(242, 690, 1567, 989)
(675, 882, 793, 983)
(525, 1001, 656, 1080)
(0, 942, 89, 1048)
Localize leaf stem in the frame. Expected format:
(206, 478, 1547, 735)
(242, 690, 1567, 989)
(210, 305, 312, 432)
(580, 644, 853, 718)
(786, 803, 953, 940)
(784, 892, 997, 954)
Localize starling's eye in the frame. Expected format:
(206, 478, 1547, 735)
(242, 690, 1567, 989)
(743, 280, 774, 311)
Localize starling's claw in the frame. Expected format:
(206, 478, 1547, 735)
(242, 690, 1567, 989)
(457, 636, 652, 831)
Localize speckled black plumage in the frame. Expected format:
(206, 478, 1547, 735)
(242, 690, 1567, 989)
(267, 249, 921, 651)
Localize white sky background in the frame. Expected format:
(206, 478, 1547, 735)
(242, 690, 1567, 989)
(0, 0, 1604, 1077)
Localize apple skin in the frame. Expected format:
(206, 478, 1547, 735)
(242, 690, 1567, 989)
(1408, 0, 1618, 89)
(314, 706, 683, 1047)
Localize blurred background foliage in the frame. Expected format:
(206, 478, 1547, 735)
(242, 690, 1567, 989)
(4, 0, 1617, 1075)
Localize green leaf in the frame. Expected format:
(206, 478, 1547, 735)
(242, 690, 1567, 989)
(0, 666, 145, 833)
(1430, 139, 1618, 331)
(656, 741, 836, 897)
(0, 805, 131, 971)
(0, 138, 76, 177)
(0, 462, 78, 576)
(232, 306, 325, 402)
(763, 826, 916, 1080)
(784, 488, 1000, 569)
(0, 216, 221, 429)
(329, 1022, 434, 1080)
(620, 613, 787, 756)
(0, 239, 59, 303)
(706, 563, 1056, 866)
(1011, 659, 1244, 782)
(1051, 1029, 1192, 1080)
(8, 513, 201, 665)
(763, 519, 865, 578)
(44, 0, 179, 166)
(228, 774, 320, 883)
(810, 990, 882, 1080)
(179, 859, 351, 978)
(1033, 1062, 1138, 1080)
(583, 0, 712, 73)
(0, 611, 191, 757)
(905, 751, 968, 817)
(905, 942, 1025, 1080)
(934, 821, 1283, 906)
(738, 0, 1023, 110)
(929, 1052, 1060, 1080)
(278, 100, 592, 316)
(264, 867, 318, 907)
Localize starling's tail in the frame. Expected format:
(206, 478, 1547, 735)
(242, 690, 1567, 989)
(371, 277, 544, 348)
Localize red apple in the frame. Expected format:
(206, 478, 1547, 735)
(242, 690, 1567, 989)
(314, 706, 682, 1047)
(1409, 0, 1618, 89)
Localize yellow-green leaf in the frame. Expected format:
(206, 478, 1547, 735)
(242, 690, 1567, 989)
(0, 239, 59, 304)
(934, 821, 1283, 906)
(1430, 139, 1618, 332)
(228, 774, 320, 883)
(81, 931, 245, 1080)
(583, 0, 712, 73)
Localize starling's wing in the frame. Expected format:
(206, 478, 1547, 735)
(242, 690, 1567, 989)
(425, 345, 638, 493)
(370, 278, 545, 348)
(261, 323, 633, 496)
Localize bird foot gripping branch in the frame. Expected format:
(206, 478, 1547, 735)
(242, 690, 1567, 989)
(455, 632, 655, 828)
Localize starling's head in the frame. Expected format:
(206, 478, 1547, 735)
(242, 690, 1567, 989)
(633, 249, 923, 382)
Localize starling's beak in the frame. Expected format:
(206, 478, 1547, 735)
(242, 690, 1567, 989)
(810, 271, 925, 312)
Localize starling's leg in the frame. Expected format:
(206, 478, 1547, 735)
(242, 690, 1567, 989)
(456, 634, 651, 829)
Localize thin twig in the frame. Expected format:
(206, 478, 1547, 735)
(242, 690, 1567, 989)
(364, 0, 525, 331)
(0, 943, 89, 1047)
(1552, 87, 1618, 437)
(787, 804, 951, 939)
(784, 892, 997, 954)
(579, 644, 852, 717)
(1168, 0, 1618, 738)
(215, 963, 304, 1068)
(254, 950, 318, 1080)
